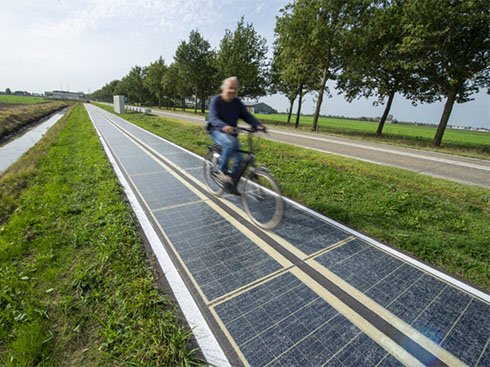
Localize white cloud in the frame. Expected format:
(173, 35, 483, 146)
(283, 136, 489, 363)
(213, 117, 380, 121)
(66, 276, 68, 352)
(34, 0, 222, 39)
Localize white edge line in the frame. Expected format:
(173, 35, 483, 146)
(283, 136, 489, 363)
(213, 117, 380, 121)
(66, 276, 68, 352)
(97, 106, 490, 303)
(86, 105, 231, 367)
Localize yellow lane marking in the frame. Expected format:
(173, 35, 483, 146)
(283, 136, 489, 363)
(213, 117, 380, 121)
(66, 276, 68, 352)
(129, 171, 166, 177)
(305, 260, 467, 367)
(208, 267, 292, 308)
(151, 199, 205, 213)
(303, 236, 355, 261)
(95, 110, 468, 367)
(266, 222, 468, 367)
(208, 236, 355, 309)
(287, 268, 425, 367)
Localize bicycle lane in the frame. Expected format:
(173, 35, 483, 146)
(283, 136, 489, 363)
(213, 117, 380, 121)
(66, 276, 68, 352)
(85, 104, 489, 367)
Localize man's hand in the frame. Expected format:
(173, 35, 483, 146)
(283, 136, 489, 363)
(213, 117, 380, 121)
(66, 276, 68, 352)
(222, 125, 235, 134)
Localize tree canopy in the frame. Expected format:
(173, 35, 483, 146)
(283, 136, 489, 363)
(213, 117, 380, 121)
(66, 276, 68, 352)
(216, 17, 269, 100)
(143, 57, 166, 108)
(174, 30, 218, 112)
(400, 0, 490, 145)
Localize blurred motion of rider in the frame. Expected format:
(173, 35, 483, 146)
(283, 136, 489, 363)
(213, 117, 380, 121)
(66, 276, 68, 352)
(206, 76, 265, 184)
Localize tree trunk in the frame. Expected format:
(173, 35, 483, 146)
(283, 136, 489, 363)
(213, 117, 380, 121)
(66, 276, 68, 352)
(286, 96, 295, 125)
(433, 88, 457, 147)
(376, 90, 395, 136)
(158, 96, 161, 109)
(295, 88, 304, 129)
(182, 97, 186, 111)
(201, 99, 206, 113)
(312, 68, 328, 132)
(194, 94, 198, 114)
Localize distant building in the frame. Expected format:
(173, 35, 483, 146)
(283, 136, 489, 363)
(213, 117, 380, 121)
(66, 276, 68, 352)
(14, 91, 30, 96)
(45, 90, 85, 100)
(243, 102, 277, 114)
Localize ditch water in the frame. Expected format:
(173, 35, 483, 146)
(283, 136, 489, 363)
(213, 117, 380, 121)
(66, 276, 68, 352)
(0, 109, 67, 174)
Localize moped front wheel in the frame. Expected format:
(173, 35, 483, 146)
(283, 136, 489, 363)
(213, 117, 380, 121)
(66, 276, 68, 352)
(242, 168, 284, 230)
(203, 151, 224, 195)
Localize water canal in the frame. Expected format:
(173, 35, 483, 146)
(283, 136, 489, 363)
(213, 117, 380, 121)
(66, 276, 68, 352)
(0, 109, 67, 173)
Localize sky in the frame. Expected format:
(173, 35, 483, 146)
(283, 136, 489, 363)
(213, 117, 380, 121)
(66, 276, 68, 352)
(1, 0, 489, 129)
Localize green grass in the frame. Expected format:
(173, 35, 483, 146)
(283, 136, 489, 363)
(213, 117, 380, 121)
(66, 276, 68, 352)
(0, 104, 204, 366)
(0, 95, 50, 104)
(98, 103, 490, 290)
(256, 113, 490, 159)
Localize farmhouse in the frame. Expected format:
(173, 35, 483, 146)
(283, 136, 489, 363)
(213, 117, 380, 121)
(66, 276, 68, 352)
(243, 102, 277, 114)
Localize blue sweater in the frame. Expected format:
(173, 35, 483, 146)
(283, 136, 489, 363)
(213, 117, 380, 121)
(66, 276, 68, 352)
(206, 95, 260, 133)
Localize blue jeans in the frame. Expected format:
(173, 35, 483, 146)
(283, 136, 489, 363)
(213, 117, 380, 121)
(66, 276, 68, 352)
(210, 130, 243, 179)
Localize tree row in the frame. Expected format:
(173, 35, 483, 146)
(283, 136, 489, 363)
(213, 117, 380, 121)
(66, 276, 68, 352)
(92, 0, 489, 146)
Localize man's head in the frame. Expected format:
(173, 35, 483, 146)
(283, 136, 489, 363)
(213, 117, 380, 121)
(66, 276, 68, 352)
(220, 77, 239, 102)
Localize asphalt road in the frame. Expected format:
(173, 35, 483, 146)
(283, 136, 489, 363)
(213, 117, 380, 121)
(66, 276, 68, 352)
(149, 107, 490, 188)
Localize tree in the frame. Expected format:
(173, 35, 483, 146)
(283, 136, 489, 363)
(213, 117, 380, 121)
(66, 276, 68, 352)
(117, 66, 148, 104)
(144, 57, 167, 108)
(216, 16, 269, 99)
(269, 55, 298, 125)
(273, 10, 319, 128)
(174, 30, 217, 113)
(401, 0, 490, 146)
(336, 0, 433, 136)
(5, 88, 11, 95)
(91, 80, 120, 102)
(161, 63, 180, 110)
(276, 0, 365, 132)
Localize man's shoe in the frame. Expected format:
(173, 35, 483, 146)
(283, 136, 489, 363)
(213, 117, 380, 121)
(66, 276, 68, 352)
(216, 171, 233, 184)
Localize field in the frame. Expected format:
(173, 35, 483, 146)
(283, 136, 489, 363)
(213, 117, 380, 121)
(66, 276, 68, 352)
(0, 95, 50, 104)
(98, 103, 489, 290)
(255, 113, 490, 158)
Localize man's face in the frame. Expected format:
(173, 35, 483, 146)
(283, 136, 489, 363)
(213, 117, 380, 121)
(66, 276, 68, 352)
(221, 80, 238, 102)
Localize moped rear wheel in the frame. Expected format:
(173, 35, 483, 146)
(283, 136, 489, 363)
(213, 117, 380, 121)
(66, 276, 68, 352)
(242, 169, 284, 230)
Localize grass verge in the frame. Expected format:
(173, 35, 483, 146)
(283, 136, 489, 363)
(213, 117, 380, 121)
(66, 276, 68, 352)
(0, 104, 204, 366)
(97, 104, 490, 290)
(0, 101, 70, 142)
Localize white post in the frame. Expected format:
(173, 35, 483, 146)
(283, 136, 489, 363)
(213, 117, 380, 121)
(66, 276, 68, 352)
(113, 95, 125, 114)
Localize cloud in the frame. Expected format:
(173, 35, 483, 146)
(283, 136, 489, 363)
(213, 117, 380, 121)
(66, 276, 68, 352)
(35, 0, 222, 39)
